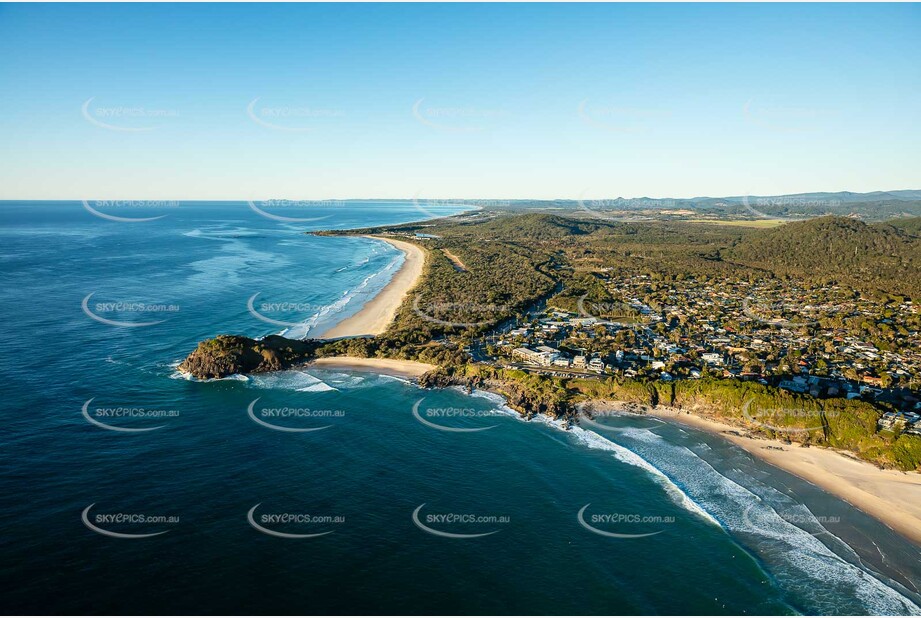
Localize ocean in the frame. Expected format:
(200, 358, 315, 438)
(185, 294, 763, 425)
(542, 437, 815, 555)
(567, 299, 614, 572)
(0, 201, 919, 615)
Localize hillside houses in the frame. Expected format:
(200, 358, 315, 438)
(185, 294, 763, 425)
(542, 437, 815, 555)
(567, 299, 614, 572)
(878, 411, 921, 435)
(482, 272, 920, 413)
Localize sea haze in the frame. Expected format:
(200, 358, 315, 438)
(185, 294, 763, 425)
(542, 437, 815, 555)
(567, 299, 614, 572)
(0, 201, 918, 615)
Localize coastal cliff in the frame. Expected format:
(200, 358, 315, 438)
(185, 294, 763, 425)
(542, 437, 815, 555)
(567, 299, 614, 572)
(178, 334, 921, 471)
(178, 334, 573, 420)
(418, 367, 575, 420)
(179, 335, 317, 379)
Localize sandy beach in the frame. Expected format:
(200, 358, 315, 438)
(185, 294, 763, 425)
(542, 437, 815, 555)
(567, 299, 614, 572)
(307, 233, 921, 546)
(315, 236, 427, 339)
(587, 402, 921, 546)
(308, 356, 436, 378)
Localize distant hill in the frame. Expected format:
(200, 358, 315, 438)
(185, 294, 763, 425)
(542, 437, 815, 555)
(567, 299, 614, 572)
(726, 216, 921, 295)
(714, 190, 921, 204)
(490, 191, 921, 221)
(453, 213, 615, 240)
(341, 210, 921, 296)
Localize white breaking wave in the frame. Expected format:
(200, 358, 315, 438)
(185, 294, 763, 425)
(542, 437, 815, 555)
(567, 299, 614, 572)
(461, 391, 920, 614)
(166, 358, 250, 383)
(282, 250, 404, 340)
(567, 423, 723, 528)
(335, 253, 373, 273)
(603, 422, 921, 615)
(324, 372, 366, 388)
(249, 371, 335, 392)
(169, 369, 249, 383)
(463, 389, 509, 406)
(378, 374, 414, 386)
(464, 390, 721, 527)
(302, 369, 412, 390)
(296, 382, 338, 393)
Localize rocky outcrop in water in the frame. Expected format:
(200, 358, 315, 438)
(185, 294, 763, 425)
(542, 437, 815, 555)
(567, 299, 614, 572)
(417, 368, 486, 391)
(501, 386, 572, 420)
(178, 335, 318, 379)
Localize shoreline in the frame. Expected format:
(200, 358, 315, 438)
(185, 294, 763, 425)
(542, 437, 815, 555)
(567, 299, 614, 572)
(586, 401, 921, 546)
(308, 356, 436, 378)
(313, 235, 426, 339)
(302, 226, 921, 547)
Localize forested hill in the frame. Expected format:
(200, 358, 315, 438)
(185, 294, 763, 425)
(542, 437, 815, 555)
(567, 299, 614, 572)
(726, 216, 921, 296)
(879, 216, 921, 237)
(326, 211, 920, 297)
(435, 213, 617, 241)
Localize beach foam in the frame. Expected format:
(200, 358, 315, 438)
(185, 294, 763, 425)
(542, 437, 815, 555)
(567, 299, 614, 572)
(466, 389, 721, 527)
(283, 250, 404, 340)
(464, 392, 921, 614)
(249, 371, 335, 392)
(600, 420, 921, 615)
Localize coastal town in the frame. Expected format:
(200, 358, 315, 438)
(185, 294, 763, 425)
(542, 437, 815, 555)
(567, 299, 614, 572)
(468, 273, 921, 435)
(10, 2, 921, 615)
(178, 210, 921, 559)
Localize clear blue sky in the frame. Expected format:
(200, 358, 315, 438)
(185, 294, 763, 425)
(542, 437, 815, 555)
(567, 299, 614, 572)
(0, 2, 918, 200)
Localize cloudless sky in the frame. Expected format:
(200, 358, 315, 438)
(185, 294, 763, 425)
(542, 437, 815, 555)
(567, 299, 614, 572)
(0, 2, 918, 200)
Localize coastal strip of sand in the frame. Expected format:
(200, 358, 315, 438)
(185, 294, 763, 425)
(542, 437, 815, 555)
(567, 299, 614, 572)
(309, 234, 921, 546)
(314, 236, 426, 339)
(592, 403, 921, 546)
(308, 356, 436, 378)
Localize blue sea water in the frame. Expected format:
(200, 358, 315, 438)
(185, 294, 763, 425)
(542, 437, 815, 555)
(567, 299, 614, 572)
(0, 201, 919, 615)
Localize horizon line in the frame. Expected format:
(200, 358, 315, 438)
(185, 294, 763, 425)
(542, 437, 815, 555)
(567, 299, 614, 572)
(1, 188, 919, 203)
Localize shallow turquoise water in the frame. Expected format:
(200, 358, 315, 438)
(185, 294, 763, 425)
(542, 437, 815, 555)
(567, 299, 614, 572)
(0, 201, 918, 615)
